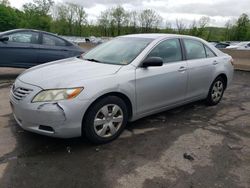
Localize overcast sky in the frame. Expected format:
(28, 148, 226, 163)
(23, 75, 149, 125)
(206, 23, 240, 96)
(8, 0, 250, 27)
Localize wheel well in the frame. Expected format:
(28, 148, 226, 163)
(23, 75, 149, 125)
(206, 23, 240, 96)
(217, 74, 228, 89)
(83, 92, 133, 122)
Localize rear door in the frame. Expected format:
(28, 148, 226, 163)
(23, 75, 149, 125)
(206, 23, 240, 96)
(0, 31, 40, 68)
(183, 39, 217, 100)
(38, 33, 73, 64)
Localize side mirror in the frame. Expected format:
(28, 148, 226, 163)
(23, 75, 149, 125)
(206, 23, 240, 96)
(0, 36, 9, 42)
(141, 57, 163, 68)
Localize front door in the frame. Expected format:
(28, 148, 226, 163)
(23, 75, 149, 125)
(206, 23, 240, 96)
(0, 31, 40, 68)
(135, 38, 188, 115)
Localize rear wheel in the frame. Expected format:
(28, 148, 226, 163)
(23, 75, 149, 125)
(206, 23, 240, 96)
(206, 77, 225, 106)
(83, 96, 128, 144)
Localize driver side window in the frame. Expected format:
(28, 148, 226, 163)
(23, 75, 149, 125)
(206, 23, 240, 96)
(147, 39, 182, 63)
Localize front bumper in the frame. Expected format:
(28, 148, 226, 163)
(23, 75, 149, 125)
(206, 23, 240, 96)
(10, 79, 89, 138)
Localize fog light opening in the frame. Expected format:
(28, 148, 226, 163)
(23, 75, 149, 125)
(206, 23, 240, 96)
(39, 125, 55, 133)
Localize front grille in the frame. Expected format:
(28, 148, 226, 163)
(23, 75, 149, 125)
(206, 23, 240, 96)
(12, 86, 33, 101)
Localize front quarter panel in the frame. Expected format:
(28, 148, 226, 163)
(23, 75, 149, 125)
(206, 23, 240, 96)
(77, 64, 137, 118)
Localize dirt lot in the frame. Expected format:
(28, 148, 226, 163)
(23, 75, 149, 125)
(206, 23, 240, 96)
(0, 69, 250, 188)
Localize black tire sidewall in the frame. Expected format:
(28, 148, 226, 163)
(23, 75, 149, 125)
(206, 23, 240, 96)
(83, 96, 128, 144)
(206, 77, 225, 106)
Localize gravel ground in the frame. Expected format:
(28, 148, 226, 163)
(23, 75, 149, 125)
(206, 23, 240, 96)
(0, 69, 250, 188)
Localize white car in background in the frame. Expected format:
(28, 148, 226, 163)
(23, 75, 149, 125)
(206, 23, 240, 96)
(226, 41, 250, 50)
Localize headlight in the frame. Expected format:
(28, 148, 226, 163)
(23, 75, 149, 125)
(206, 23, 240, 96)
(32, 88, 83, 102)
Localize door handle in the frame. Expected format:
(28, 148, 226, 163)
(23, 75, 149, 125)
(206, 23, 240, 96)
(213, 60, 218, 65)
(178, 66, 187, 72)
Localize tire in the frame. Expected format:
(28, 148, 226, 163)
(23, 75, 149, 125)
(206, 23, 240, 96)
(206, 76, 225, 106)
(83, 96, 128, 144)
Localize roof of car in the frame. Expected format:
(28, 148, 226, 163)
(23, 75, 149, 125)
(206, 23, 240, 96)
(1, 29, 59, 36)
(0, 29, 75, 45)
(120, 33, 192, 40)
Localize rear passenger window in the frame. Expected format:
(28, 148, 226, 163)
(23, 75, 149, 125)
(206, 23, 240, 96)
(204, 45, 216, 58)
(183, 39, 206, 60)
(42, 34, 67, 46)
(147, 39, 182, 63)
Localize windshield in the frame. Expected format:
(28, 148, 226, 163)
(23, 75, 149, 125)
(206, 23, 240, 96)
(83, 37, 153, 65)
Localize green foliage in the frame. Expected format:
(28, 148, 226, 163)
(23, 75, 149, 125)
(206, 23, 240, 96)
(96, 8, 162, 36)
(0, 0, 10, 6)
(21, 0, 54, 31)
(0, 0, 249, 41)
(203, 27, 227, 41)
(111, 6, 127, 35)
(51, 3, 87, 36)
(0, 4, 19, 31)
(234, 13, 250, 40)
(23, 0, 54, 15)
(139, 9, 162, 32)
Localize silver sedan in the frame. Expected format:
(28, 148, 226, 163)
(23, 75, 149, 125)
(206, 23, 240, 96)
(10, 34, 234, 143)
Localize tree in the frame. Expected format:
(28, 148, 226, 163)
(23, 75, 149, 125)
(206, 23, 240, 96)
(235, 13, 250, 40)
(52, 2, 87, 36)
(164, 21, 173, 33)
(139, 9, 162, 32)
(22, 0, 54, 30)
(224, 20, 235, 41)
(75, 5, 87, 36)
(98, 9, 112, 36)
(0, 0, 10, 6)
(197, 16, 210, 37)
(23, 0, 54, 15)
(111, 6, 128, 35)
(189, 20, 198, 36)
(129, 11, 138, 33)
(51, 3, 68, 34)
(64, 3, 78, 34)
(176, 19, 186, 34)
(1, 0, 250, 40)
(0, 4, 19, 31)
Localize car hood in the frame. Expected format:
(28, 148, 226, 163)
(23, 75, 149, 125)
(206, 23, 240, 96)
(18, 57, 122, 89)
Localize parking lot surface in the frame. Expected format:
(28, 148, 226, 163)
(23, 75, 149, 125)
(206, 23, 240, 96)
(0, 69, 250, 188)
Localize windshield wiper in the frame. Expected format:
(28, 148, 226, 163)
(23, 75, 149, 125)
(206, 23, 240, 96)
(84, 58, 100, 62)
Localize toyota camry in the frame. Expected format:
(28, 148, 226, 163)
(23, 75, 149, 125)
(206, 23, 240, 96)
(10, 34, 234, 143)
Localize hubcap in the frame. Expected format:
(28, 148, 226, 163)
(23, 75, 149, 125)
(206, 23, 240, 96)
(94, 104, 123, 138)
(211, 80, 224, 102)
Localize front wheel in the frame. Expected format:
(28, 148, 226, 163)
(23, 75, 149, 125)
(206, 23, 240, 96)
(83, 96, 128, 144)
(206, 77, 225, 106)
